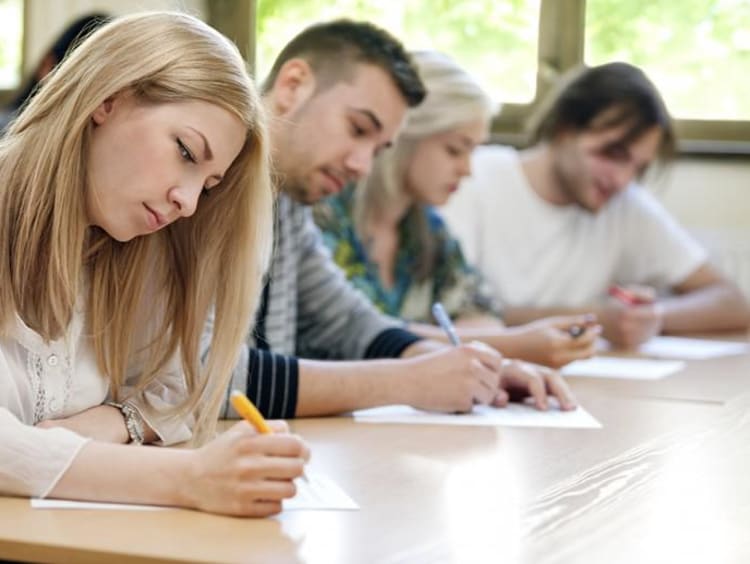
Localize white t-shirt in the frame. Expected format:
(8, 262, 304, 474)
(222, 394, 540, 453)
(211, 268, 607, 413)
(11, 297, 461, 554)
(440, 145, 707, 308)
(0, 308, 191, 498)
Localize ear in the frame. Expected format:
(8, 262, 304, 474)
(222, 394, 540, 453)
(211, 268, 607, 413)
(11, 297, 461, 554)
(91, 95, 118, 126)
(268, 59, 317, 116)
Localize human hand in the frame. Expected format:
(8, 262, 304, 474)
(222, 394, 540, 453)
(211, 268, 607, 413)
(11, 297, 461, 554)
(492, 360, 577, 411)
(601, 285, 663, 348)
(509, 314, 600, 368)
(403, 341, 504, 413)
(184, 420, 310, 517)
(35, 404, 130, 443)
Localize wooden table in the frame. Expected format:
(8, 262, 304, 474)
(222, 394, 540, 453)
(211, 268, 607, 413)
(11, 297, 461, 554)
(2, 340, 750, 563)
(570, 331, 750, 404)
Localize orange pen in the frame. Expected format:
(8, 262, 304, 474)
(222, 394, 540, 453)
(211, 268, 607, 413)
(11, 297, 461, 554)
(230, 390, 309, 482)
(230, 390, 273, 434)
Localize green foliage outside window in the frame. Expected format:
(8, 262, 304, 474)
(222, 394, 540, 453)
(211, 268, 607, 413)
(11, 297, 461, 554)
(256, 0, 540, 104)
(586, 0, 750, 121)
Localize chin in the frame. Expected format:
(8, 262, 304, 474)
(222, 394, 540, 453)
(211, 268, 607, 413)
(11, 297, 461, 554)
(102, 225, 139, 243)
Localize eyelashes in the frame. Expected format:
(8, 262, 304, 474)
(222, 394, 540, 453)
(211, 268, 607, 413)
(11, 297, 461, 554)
(177, 138, 197, 163)
(178, 137, 212, 194)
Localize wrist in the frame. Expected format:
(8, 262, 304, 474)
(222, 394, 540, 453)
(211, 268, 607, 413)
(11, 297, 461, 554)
(107, 401, 145, 444)
(400, 338, 445, 358)
(174, 449, 201, 510)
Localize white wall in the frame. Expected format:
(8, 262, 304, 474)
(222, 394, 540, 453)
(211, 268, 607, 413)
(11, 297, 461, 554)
(656, 158, 750, 230)
(652, 158, 750, 296)
(24, 0, 206, 74)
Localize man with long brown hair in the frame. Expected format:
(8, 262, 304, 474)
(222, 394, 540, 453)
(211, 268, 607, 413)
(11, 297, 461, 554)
(442, 62, 750, 348)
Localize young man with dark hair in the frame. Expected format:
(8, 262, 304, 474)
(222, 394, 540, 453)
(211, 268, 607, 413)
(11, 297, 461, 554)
(442, 62, 750, 348)
(208, 19, 576, 419)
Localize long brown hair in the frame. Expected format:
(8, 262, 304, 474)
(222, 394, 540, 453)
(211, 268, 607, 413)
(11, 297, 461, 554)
(0, 12, 274, 442)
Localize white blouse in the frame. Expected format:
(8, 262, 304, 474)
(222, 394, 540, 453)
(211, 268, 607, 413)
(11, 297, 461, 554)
(0, 309, 192, 497)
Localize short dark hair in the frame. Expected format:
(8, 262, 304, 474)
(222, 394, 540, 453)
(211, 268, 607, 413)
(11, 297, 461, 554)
(262, 19, 426, 108)
(528, 62, 675, 162)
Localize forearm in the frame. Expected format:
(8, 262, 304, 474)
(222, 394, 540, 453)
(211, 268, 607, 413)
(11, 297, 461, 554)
(502, 306, 590, 326)
(36, 404, 159, 444)
(660, 283, 750, 333)
(408, 319, 514, 352)
(295, 358, 417, 416)
(50, 440, 194, 506)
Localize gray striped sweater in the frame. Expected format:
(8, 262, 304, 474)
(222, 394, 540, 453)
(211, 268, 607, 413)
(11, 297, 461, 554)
(206, 194, 420, 419)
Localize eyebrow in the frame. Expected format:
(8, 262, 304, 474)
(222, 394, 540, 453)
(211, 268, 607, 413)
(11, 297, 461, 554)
(456, 135, 475, 149)
(187, 127, 214, 160)
(349, 107, 383, 132)
(187, 126, 225, 186)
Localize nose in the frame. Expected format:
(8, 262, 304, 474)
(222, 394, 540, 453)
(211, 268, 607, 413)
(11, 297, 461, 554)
(458, 153, 472, 178)
(169, 182, 202, 219)
(344, 143, 375, 179)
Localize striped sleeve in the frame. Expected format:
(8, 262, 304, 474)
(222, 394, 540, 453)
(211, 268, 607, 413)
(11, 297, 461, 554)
(244, 349, 299, 419)
(220, 345, 299, 420)
(364, 328, 423, 359)
(295, 208, 400, 359)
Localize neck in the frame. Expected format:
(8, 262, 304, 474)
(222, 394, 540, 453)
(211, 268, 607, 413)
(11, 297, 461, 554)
(370, 190, 413, 232)
(519, 143, 572, 206)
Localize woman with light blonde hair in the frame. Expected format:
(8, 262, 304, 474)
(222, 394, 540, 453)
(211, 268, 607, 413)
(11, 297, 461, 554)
(0, 12, 308, 517)
(314, 50, 600, 368)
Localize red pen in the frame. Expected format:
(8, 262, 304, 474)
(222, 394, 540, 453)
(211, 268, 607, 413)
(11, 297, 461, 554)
(608, 285, 650, 306)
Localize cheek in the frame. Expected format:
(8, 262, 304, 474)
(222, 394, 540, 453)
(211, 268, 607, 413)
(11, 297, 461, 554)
(409, 147, 440, 185)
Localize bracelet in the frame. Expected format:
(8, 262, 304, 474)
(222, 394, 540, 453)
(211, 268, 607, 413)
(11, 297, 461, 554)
(107, 401, 145, 445)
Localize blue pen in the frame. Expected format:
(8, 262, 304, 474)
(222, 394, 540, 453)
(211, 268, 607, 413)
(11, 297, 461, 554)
(431, 302, 461, 346)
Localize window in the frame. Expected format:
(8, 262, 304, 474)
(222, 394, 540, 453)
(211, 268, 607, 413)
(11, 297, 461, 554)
(255, 0, 540, 105)
(244, 0, 750, 152)
(586, 0, 750, 122)
(0, 0, 23, 93)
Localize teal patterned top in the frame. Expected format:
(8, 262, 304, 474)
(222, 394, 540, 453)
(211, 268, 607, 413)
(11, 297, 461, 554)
(313, 185, 501, 323)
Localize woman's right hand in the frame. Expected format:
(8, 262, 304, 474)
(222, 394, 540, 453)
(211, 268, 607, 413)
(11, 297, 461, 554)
(183, 420, 310, 517)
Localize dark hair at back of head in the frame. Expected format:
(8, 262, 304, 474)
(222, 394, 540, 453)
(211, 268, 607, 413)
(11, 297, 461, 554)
(10, 12, 110, 110)
(527, 62, 675, 162)
(262, 19, 426, 108)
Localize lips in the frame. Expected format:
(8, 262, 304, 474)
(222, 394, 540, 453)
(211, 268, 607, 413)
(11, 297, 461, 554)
(321, 168, 345, 194)
(143, 204, 166, 231)
(593, 181, 614, 204)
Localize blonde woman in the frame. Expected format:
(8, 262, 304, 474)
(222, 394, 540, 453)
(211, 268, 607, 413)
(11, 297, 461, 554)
(0, 12, 308, 517)
(314, 51, 599, 368)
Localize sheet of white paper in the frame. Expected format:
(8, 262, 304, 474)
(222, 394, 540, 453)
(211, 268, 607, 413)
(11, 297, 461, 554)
(562, 356, 685, 380)
(32, 471, 357, 512)
(353, 402, 601, 429)
(31, 498, 167, 511)
(638, 336, 750, 360)
(284, 471, 358, 511)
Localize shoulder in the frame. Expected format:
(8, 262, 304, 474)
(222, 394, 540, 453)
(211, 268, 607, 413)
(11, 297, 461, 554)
(423, 207, 462, 252)
(609, 184, 674, 221)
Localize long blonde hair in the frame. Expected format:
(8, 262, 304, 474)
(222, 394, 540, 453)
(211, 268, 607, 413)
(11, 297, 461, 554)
(0, 12, 273, 443)
(354, 50, 496, 281)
